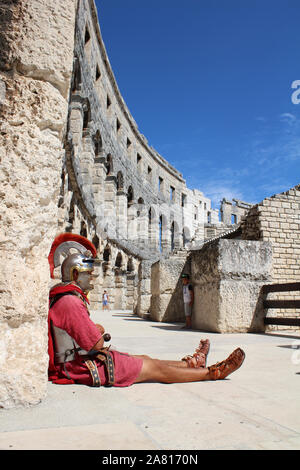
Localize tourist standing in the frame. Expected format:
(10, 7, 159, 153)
(102, 290, 109, 310)
(181, 274, 194, 329)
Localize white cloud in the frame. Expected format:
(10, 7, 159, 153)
(279, 112, 296, 122)
(198, 181, 245, 208)
(255, 116, 267, 122)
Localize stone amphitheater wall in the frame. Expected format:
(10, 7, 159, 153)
(59, 0, 222, 313)
(64, 0, 216, 258)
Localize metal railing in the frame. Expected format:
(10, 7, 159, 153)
(262, 282, 300, 326)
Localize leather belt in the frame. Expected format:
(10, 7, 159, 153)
(85, 360, 101, 387)
(83, 349, 115, 387)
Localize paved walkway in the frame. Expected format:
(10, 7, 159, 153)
(1, 309, 300, 450)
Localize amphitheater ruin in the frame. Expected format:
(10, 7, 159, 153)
(0, 0, 299, 407)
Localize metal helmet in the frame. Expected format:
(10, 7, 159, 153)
(48, 233, 100, 281)
(61, 252, 95, 282)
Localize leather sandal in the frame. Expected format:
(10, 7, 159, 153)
(182, 339, 210, 368)
(208, 348, 245, 380)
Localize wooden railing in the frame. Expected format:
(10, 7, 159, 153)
(263, 282, 300, 327)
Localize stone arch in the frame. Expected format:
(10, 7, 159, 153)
(58, 169, 66, 209)
(92, 234, 99, 251)
(116, 171, 124, 191)
(127, 257, 134, 273)
(136, 197, 147, 248)
(182, 226, 191, 247)
(115, 251, 123, 268)
(71, 57, 82, 94)
(148, 204, 158, 224)
(148, 205, 158, 251)
(80, 220, 87, 237)
(82, 99, 91, 132)
(137, 197, 144, 217)
(103, 244, 111, 262)
(170, 221, 175, 251)
(84, 24, 91, 44)
(84, 23, 92, 64)
(93, 130, 103, 161)
(159, 213, 169, 253)
(127, 185, 134, 206)
(67, 194, 76, 231)
(105, 154, 113, 175)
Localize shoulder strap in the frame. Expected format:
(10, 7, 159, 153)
(49, 291, 78, 308)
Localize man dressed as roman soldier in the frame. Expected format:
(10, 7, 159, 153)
(47, 233, 246, 388)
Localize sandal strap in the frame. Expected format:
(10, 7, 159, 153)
(208, 348, 245, 380)
(182, 352, 206, 368)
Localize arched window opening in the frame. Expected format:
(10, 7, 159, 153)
(127, 258, 134, 272)
(82, 98, 91, 133)
(95, 64, 101, 82)
(93, 131, 102, 160)
(83, 110, 89, 130)
(183, 227, 190, 248)
(67, 195, 76, 232)
(116, 171, 124, 191)
(159, 215, 163, 253)
(127, 186, 134, 206)
(92, 235, 99, 251)
(58, 170, 65, 208)
(84, 27, 90, 44)
(80, 221, 87, 238)
(71, 58, 81, 93)
(105, 154, 113, 175)
(115, 252, 122, 268)
(103, 245, 111, 262)
(171, 221, 175, 251)
(84, 26, 92, 64)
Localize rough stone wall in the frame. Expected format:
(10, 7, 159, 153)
(241, 185, 300, 283)
(240, 185, 300, 328)
(0, 0, 78, 408)
(220, 198, 253, 225)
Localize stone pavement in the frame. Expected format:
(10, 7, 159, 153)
(1, 309, 300, 451)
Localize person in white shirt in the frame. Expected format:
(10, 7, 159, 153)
(181, 273, 194, 329)
(102, 290, 109, 310)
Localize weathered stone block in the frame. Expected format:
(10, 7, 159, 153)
(191, 239, 272, 333)
(150, 255, 189, 322)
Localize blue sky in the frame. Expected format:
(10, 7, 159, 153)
(95, 0, 300, 208)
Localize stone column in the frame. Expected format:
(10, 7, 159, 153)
(150, 256, 189, 322)
(116, 190, 128, 240)
(136, 205, 148, 250)
(148, 209, 159, 253)
(136, 261, 152, 317)
(126, 273, 136, 310)
(80, 129, 94, 203)
(127, 201, 137, 242)
(93, 155, 107, 226)
(0, 0, 78, 408)
(114, 269, 126, 310)
(104, 176, 117, 237)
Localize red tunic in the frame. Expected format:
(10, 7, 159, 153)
(48, 289, 143, 387)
